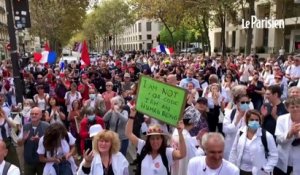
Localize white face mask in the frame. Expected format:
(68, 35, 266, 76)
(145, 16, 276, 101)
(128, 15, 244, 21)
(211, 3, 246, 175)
(23, 106, 31, 111)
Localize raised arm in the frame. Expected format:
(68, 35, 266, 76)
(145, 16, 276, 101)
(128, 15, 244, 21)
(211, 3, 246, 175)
(172, 121, 186, 160)
(125, 107, 139, 146)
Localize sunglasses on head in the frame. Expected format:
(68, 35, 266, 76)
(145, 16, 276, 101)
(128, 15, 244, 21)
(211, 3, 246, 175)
(240, 101, 250, 104)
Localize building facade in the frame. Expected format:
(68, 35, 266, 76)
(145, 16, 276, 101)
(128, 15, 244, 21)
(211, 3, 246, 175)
(209, 0, 300, 55)
(0, 0, 8, 59)
(96, 19, 162, 52)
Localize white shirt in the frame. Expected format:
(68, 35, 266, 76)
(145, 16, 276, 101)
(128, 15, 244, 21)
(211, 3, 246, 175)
(64, 91, 82, 112)
(240, 138, 253, 172)
(0, 118, 12, 140)
(289, 65, 300, 79)
(171, 129, 201, 175)
(37, 132, 77, 175)
(187, 156, 239, 175)
(0, 160, 20, 175)
(34, 94, 49, 111)
(137, 139, 174, 175)
(239, 64, 254, 82)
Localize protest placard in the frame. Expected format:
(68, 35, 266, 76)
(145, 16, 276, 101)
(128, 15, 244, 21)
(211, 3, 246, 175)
(136, 75, 187, 126)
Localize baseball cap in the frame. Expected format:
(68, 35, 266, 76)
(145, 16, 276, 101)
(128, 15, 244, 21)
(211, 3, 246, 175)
(89, 124, 103, 137)
(81, 74, 88, 79)
(183, 106, 200, 125)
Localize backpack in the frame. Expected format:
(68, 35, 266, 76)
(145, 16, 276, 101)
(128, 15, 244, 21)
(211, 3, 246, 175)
(66, 91, 80, 100)
(230, 108, 237, 122)
(136, 146, 170, 175)
(239, 129, 269, 158)
(2, 161, 11, 175)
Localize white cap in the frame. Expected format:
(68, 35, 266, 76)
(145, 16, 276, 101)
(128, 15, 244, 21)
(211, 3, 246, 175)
(89, 124, 103, 137)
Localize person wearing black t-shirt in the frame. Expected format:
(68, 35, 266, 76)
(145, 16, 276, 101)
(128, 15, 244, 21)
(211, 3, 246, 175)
(261, 85, 288, 137)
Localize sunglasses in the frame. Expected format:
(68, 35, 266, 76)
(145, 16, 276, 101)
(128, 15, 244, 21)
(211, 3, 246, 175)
(240, 101, 250, 104)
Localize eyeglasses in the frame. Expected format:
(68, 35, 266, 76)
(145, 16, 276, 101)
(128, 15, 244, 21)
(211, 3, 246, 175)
(240, 101, 250, 104)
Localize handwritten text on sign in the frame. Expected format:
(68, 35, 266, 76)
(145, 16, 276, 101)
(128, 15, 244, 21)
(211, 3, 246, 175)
(136, 75, 187, 126)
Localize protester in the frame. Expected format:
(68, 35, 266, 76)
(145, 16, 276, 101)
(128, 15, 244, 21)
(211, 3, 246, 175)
(125, 107, 186, 175)
(77, 130, 129, 175)
(223, 94, 251, 159)
(18, 107, 49, 175)
(47, 97, 65, 124)
(187, 132, 239, 175)
(0, 93, 20, 167)
(37, 122, 77, 175)
(102, 81, 117, 112)
(229, 110, 278, 175)
(0, 140, 20, 175)
(171, 106, 204, 175)
(79, 106, 105, 154)
(274, 97, 300, 175)
(261, 85, 288, 136)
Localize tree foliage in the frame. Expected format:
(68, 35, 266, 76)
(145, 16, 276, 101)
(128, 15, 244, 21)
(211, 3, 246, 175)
(160, 27, 199, 47)
(82, 0, 135, 50)
(129, 0, 188, 48)
(29, 0, 89, 54)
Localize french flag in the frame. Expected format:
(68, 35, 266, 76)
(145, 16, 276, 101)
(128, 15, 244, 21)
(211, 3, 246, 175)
(151, 44, 174, 55)
(34, 42, 57, 65)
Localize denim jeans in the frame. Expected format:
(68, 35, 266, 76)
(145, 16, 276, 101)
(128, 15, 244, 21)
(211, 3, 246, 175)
(53, 160, 73, 175)
(120, 139, 129, 156)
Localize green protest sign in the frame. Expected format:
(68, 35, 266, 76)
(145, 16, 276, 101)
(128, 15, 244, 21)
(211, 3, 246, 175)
(136, 75, 187, 126)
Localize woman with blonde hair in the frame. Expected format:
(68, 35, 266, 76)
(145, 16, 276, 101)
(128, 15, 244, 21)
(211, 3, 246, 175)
(77, 130, 129, 175)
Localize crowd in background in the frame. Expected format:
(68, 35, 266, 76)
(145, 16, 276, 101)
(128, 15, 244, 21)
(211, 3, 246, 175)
(0, 51, 299, 175)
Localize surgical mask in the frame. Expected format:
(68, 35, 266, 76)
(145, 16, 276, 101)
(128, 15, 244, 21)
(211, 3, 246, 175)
(186, 77, 192, 81)
(23, 106, 31, 111)
(89, 94, 96, 100)
(248, 121, 260, 130)
(240, 103, 250, 112)
(87, 115, 95, 121)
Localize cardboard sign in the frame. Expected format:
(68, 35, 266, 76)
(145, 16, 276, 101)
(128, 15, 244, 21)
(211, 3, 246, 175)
(136, 75, 187, 126)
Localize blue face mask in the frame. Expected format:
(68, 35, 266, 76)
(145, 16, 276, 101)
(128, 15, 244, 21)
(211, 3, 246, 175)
(87, 115, 95, 121)
(89, 94, 96, 100)
(240, 103, 250, 112)
(186, 77, 192, 81)
(248, 121, 260, 130)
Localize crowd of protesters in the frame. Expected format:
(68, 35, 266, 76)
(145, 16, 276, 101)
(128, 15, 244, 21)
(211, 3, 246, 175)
(0, 51, 299, 175)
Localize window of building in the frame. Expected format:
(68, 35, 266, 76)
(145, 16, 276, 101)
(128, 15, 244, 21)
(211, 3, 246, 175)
(138, 23, 142, 32)
(146, 22, 152, 31)
(147, 35, 152, 40)
(232, 31, 236, 48)
(263, 28, 268, 48)
(139, 43, 143, 50)
(139, 35, 142, 40)
(147, 43, 152, 50)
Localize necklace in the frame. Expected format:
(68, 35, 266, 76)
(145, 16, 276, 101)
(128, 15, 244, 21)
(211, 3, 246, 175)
(203, 161, 224, 175)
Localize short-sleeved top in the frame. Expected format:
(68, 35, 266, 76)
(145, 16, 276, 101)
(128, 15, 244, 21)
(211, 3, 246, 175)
(37, 132, 76, 158)
(34, 94, 49, 111)
(137, 139, 174, 175)
(64, 91, 82, 112)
